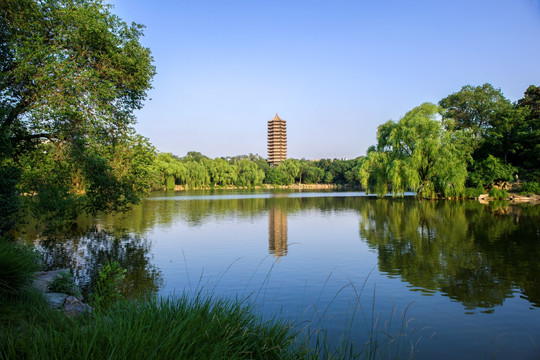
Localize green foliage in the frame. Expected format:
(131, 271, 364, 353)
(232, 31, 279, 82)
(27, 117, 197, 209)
(165, 175, 176, 190)
(0, 240, 42, 296)
(0, 0, 156, 228)
(515, 85, 540, 170)
(464, 186, 485, 198)
(154, 151, 368, 189)
(46, 271, 81, 298)
(357, 83, 539, 198)
(488, 188, 509, 200)
(468, 155, 516, 188)
(264, 167, 289, 185)
(0, 163, 21, 235)
(520, 182, 540, 196)
(359, 150, 390, 196)
(360, 103, 471, 197)
(1, 292, 298, 360)
(90, 261, 126, 309)
(236, 158, 265, 187)
(439, 83, 511, 141)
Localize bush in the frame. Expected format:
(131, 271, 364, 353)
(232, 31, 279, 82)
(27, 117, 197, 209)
(464, 186, 485, 198)
(47, 271, 81, 298)
(520, 182, 540, 196)
(90, 261, 126, 309)
(0, 241, 42, 297)
(488, 188, 508, 200)
(468, 155, 516, 188)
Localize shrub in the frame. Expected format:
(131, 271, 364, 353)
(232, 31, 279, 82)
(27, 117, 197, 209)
(488, 188, 508, 200)
(520, 182, 540, 196)
(0, 241, 42, 296)
(464, 186, 485, 198)
(47, 271, 81, 298)
(468, 155, 516, 188)
(90, 261, 126, 309)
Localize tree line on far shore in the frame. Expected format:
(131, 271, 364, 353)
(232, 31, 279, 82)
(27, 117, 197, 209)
(153, 152, 362, 190)
(153, 83, 540, 198)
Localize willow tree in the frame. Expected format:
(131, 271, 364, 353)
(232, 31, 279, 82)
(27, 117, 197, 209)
(0, 0, 156, 229)
(360, 103, 471, 197)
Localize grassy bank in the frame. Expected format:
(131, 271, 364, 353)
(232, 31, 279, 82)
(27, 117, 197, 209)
(0, 240, 417, 359)
(1, 289, 301, 360)
(1, 285, 419, 360)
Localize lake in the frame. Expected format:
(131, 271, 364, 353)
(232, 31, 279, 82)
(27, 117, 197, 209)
(21, 189, 540, 359)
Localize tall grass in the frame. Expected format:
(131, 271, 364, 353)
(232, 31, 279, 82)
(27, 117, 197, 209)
(291, 277, 427, 360)
(1, 287, 423, 360)
(1, 290, 298, 360)
(0, 240, 42, 297)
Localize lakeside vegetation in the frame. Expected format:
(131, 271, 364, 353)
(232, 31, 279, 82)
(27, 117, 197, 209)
(1, 241, 418, 360)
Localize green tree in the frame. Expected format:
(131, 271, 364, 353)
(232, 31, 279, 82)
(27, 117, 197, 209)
(481, 106, 529, 165)
(184, 161, 210, 188)
(298, 160, 324, 184)
(360, 103, 471, 197)
(211, 158, 237, 186)
(275, 159, 300, 185)
(0, 0, 156, 229)
(468, 155, 516, 189)
(516, 85, 540, 173)
(439, 83, 511, 141)
(236, 159, 264, 187)
(359, 149, 390, 196)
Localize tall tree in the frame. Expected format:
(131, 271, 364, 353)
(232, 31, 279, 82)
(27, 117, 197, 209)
(439, 84, 511, 141)
(516, 85, 540, 173)
(360, 103, 471, 197)
(0, 0, 156, 228)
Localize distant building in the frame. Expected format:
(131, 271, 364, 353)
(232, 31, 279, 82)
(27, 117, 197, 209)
(267, 113, 287, 165)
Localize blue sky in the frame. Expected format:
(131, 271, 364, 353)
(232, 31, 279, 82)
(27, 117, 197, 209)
(110, 0, 540, 160)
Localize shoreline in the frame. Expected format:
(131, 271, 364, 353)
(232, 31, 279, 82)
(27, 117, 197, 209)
(168, 185, 540, 204)
(172, 183, 353, 191)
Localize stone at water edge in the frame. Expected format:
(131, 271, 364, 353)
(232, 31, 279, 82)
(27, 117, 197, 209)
(46, 292, 69, 309)
(33, 269, 71, 293)
(63, 296, 93, 317)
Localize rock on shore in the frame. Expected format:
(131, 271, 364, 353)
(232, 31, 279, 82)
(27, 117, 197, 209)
(33, 269, 92, 316)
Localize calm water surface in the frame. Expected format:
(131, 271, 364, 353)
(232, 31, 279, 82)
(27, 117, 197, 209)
(21, 190, 540, 359)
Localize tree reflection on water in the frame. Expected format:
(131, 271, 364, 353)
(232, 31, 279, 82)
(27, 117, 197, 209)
(358, 199, 540, 309)
(23, 191, 540, 311)
(37, 227, 162, 299)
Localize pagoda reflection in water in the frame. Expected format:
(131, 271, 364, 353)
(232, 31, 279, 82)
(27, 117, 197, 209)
(268, 206, 288, 257)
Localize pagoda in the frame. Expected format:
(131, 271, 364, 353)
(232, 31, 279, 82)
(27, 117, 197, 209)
(267, 113, 287, 165)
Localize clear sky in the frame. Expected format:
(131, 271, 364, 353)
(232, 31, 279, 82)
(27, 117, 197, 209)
(109, 0, 540, 160)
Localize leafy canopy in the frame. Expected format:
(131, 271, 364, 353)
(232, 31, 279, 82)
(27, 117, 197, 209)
(0, 0, 156, 229)
(360, 103, 471, 197)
